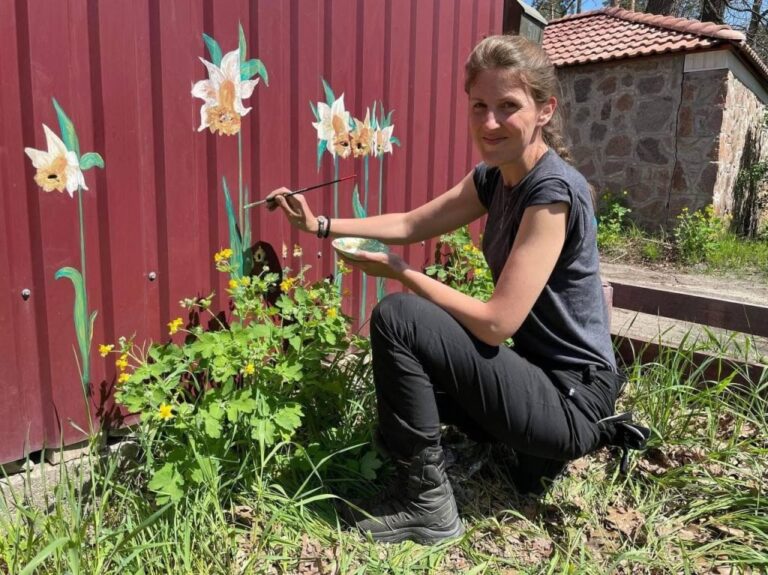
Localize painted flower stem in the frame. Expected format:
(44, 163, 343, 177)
(238, 130, 244, 233)
(377, 155, 386, 302)
(334, 157, 341, 290)
(77, 186, 87, 288)
(360, 156, 369, 322)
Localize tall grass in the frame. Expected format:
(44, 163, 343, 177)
(1, 334, 766, 574)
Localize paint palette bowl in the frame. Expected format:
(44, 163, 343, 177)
(332, 237, 390, 261)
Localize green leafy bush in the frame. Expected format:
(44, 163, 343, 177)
(673, 205, 727, 264)
(112, 250, 374, 504)
(596, 191, 632, 254)
(425, 226, 494, 301)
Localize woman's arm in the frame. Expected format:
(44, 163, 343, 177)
(267, 171, 486, 245)
(367, 202, 569, 346)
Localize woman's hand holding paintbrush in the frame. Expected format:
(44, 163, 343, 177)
(257, 175, 356, 235)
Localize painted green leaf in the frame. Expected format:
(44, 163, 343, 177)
(79, 152, 104, 170)
(309, 100, 319, 121)
(385, 110, 394, 126)
(377, 276, 386, 301)
(316, 139, 327, 172)
(202, 33, 222, 66)
(55, 266, 93, 393)
(52, 98, 80, 158)
(221, 177, 244, 278)
(241, 59, 269, 86)
(352, 185, 367, 218)
(391, 136, 401, 146)
(321, 77, 335, 105)
(238, 22, 247, 62)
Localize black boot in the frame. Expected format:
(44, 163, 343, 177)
(351, 445, 464, 544)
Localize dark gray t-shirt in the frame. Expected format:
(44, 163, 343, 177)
(473, 150, 616, 371)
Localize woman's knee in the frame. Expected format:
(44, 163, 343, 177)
(371, 292, 423, 332)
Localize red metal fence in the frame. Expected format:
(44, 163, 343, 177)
(0, 0, 503, 465)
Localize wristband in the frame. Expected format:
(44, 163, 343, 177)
(316, 215, 329, 238)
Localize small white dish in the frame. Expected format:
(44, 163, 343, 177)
(332, 237, 389, 261)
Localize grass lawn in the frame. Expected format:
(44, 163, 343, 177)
(1, 339, 766, 575)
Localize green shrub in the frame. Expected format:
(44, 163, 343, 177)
(112, 251, 375, 504)
(425, 226, 494, 301)
(596, 191, 632, 253)
(673, 205, 727, 264)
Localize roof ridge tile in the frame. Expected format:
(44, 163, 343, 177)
(549, 6, 745, 42)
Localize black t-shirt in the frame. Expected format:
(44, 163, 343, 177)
(473, 149, 616, 371)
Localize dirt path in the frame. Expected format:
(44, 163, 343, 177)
(601, 262, 768, 306)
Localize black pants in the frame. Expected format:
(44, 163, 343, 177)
(371, 293, 620, 465)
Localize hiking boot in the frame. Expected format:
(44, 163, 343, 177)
(351, 445, 464, 544)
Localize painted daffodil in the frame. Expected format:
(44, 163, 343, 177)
(312, 95, 352, 158)
(24, 124, 87, 196)
(350, 110, 373, 158)
(373, 124, 395, 156)
(192, 49, 258, 136)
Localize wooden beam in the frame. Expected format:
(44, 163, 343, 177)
(614, 335, 767, 387)
(611, 281, 768, 338)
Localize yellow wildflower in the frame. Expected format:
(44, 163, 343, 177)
(240, 276, 251, 286)
(243, 363, 255, 375)
(118, 372, 130, 384)
(214, 248, 233, 263)
(158, 404, 174, 421)
(326, 307, 338, 319)
(115, 354, 129, 371)
(98, 344, 114, 357)
(228, 279, 239, 290)
(337, 259, 350, 274)
(168, 317, 184, 335)
(280, 277, 295, 292)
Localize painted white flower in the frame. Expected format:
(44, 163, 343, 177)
(350, 109, 373, 158)
(373, 124, 395, 156)
(312, 95, 352, 158)
(191, 49, 258, 136)
(24, 124, 86, 196)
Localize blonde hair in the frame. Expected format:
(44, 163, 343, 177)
(464, 35, 572, 163)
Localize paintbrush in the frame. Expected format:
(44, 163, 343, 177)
(244, 174, 357, 209)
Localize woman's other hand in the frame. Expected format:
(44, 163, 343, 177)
(266, 187, 317, 234)
(340, 250, 409, 279)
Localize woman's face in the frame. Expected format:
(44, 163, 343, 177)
(468, 68, 555, 183)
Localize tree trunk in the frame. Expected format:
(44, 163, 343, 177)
(746, 0, 762, 44)
(645, 0, 675, 15)
(701, 0, 726, 23)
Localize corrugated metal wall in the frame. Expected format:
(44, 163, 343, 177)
(0, 0, 503, 465)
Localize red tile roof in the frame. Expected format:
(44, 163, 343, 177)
(542, 7, 768, 83)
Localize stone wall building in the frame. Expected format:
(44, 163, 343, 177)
(543, 8, 768, 232)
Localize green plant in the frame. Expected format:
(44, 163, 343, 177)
(112, 251, 374, 504)
(673, 205, 727, 265)
(596, 191, 633, 254)
(425, 226, 494, 301)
